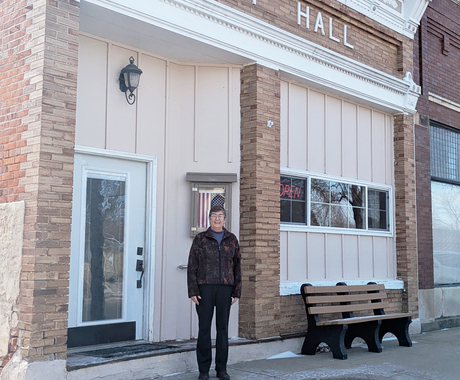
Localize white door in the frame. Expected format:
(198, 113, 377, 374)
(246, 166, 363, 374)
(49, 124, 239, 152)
(68, 153, 148, 347)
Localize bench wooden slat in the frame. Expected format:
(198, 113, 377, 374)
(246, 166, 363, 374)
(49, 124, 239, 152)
(302, 284, 384, 294)
(308, 301, 390, 315)
(306, 292, 387, 304)
(316, 313, 411, 326)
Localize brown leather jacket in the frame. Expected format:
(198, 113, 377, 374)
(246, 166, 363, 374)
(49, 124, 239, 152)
(187, 228, 241, 299)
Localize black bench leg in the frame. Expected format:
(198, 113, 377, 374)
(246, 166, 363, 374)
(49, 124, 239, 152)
(379, 317, 412, 347)
(302, 325, 349, 360)
(346, 321, 382, 353)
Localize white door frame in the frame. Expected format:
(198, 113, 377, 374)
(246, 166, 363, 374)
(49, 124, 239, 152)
(74, 145, 157, 342)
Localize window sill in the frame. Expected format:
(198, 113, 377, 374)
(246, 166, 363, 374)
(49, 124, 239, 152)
(280, 223, 393, 237)
(280, 279, 404, 295)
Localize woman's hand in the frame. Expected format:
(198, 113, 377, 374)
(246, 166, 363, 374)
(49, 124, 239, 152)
(231, 297, 239, 305)
(191, 295, 201, 305)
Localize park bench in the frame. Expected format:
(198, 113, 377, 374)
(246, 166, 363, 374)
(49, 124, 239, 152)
(300, 282, 412, 360)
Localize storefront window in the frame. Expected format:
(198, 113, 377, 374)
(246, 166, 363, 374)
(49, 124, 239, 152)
(281, 174, 389, 232)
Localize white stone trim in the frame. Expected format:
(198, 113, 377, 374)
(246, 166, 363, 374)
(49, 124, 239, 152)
(82, 0, 421, 113)
(428, 92, 460, 113)
(281, 279, 405, 295)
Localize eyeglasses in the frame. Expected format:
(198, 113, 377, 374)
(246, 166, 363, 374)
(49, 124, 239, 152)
(210, 214, 225, 220)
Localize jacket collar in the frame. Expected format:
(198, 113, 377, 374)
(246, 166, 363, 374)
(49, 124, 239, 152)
(204, 227, 231, 239)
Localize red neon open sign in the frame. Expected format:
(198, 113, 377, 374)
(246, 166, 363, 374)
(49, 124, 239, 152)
(280, 183, 303, 199)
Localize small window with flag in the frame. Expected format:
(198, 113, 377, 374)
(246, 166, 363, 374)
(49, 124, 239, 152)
(186, 173, 237, 237)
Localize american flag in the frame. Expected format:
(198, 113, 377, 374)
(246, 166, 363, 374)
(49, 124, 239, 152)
(198, 190, 225, 229)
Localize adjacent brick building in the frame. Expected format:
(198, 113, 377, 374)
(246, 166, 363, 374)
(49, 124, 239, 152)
(1, 0, 429, 378)
(413, 0, 460, 330)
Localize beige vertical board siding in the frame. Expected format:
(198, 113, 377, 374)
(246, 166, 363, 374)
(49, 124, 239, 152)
(371, 111, 386, 184)
(308, 233, 326, 280)
(386, 115, 394, 185)
(373, 236, 389, 278)
(137, 54, 167, 156)
(280, 81, 289, 167)
(287, 232, 307, 281)
(75, 35, 107, 148)
(357, 107, 372, 181)
(160, 63, 196, 341)
(325, 234, 343, 279)
(358, 236, 374, 278)
(307, 90, 325, 173)
(196, 67, 229, 164)
(343, 235, 359, 279)
(288, 84, 308, 171)
(388, 236, 397, 278)
(106, 45, 137, 153)
(325, 96, 342, 177)
(280, 231, 288, 281)
(342, 101, 358, 179)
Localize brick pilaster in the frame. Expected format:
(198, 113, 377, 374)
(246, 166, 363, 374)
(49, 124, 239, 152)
(393, 113, 418, 316)
(0, 0, 79, 367)
(239, 64, 281, 339)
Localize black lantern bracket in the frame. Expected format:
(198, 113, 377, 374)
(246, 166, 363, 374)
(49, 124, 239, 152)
(119, 56, 143, 105)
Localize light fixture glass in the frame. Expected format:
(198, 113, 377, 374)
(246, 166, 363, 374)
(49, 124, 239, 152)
(119, 56, 143, 105)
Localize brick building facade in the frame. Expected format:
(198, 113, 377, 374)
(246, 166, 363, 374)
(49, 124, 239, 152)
(413, 0, 460, 329)
(1, 0, 429, 378)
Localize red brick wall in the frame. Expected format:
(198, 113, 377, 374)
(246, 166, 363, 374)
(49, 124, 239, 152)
(413, 0, 460, 290)
(0, 0, 31, 204)
(414, 0, 460, 128)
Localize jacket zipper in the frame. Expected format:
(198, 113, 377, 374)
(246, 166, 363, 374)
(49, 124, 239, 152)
(218, 241, 222, 283)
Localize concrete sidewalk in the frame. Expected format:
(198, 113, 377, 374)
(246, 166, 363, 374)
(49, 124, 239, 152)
(153, 327, 460, 380)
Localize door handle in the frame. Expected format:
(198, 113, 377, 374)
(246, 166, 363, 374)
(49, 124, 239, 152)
(136, 259, 144, 288)
(177, 264, 188, 270)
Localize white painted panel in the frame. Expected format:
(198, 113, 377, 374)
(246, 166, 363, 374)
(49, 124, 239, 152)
(387, 237, 396, 278)
(326, 234, 343, 279)
(343, 235, 359, 279)
(280, 231, 288, 281)
(308, 90, 325, 173)
(386, 115, 394, 186)
(373, 236, 389, 278)
(161, 63, 196, 341)
(106, 45, 137, 152)
(358, 236, 373, 278)
(342, 101, 358, 179)
(288, 232, 307, 281)
(280, 81, 289, 168)
(289, 84, 307, 170)
(75, 35, 107, 148)
(357, 107, 372, 181)
(371, 111, 386, 184)
(196, 66, 229, 163)
(137, 54, 167, 157)
(308, 233, 325, 280)
(325, 96, 342, 177)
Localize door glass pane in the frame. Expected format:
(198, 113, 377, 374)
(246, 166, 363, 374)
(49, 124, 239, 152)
(83, 176, 125, 322)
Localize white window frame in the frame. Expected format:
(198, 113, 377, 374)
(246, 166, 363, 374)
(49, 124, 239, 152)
(280, 168, 394, 237)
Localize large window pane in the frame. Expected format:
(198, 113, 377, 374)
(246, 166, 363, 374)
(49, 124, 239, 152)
(280, 176, 306, 223)
(368, 189, 388, 230)
(431, 181, 460, 285)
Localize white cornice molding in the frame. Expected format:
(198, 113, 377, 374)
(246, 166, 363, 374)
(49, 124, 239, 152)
(334, 0, 431, 39)
(82, 0, 421, 113)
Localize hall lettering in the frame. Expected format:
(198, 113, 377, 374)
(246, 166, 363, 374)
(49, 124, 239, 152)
(297, 2, 354, 49)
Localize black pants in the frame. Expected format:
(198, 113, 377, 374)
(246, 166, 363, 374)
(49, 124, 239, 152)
(196, 284, 233, 374)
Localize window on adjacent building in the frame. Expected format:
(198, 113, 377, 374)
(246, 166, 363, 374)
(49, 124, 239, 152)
(280, 174, 390, 232)
(430, 122, 460, 285)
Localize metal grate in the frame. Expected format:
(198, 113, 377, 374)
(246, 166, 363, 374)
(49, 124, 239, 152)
(431, 124, 460, 182)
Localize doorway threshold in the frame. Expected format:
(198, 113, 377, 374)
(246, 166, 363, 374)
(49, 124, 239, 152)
(66, 340, 197, 371)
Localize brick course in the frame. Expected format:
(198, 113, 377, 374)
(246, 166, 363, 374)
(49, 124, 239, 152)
(239, 64, 281, 339)
(0, 0, 79, 370)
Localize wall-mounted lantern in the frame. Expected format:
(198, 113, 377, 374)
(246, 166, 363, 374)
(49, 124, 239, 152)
(119, 56, 143, 105)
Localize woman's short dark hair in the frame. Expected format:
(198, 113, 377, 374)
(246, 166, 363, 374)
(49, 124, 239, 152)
(209, 205, 226, 218)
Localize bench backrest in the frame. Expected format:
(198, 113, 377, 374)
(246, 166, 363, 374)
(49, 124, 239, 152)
(301, 283, 387, 326)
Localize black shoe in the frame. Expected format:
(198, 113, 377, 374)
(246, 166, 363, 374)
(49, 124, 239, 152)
(216, 372, 230, 380)
(198, 373, 209, 380)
